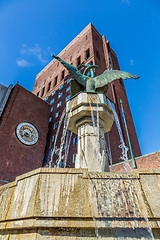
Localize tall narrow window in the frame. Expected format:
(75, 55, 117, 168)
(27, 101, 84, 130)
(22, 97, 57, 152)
(52, 90, 56, 96)
(57, 101, 62, 108)
(52, 135, 56, 141)
(85, 48, 90, 59)
(61, 70, 65, 80)
(54, 122, 58, 129)
(109, 51, 114, 70)
(77, 56, 81, 67)
(55, 111, 60, 118)
(47, 81, 51, 92)
(41, 87, 45, 97)
(66, 86, 70, 92)
(73, 154, 77, 163)
(59, 85, 63, 90)
(66, 95, 71, 102)
(58, 92, 62, 98)
(96, 50, 100, 61)
(54, 76, 58, 86)
(49, 117, 52, 122)
(50, 99, 55, 104)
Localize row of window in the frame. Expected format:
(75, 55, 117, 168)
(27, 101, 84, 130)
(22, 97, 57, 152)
(36, 48, 91, 98)
(49, 95, 71, 123)
(37, 45, 102, 99)
(37, 77, 71, 98)
(48, 86, 70, 104)
(50, 93, 70, 106)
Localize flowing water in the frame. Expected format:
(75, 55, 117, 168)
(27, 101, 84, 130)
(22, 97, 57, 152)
(56, 103, 72, 167)
(108, 100, 131, 172)
(48, 108, 66, 168)
(105, 132, 113, 169)
(47, 95, 155, 239)
(64, 130, 72, 168)
(88, 96, 102, 169)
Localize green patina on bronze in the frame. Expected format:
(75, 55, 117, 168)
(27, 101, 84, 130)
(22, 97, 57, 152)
(52, 55, 139, 97)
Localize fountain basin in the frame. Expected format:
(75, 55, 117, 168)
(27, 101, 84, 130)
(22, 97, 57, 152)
(0, 168, 159, 239)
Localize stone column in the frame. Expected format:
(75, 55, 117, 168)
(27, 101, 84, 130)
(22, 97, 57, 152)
(67, 92, 114, 172)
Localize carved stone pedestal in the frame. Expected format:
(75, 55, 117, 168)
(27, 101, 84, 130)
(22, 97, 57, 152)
(66, 92, 114, 172)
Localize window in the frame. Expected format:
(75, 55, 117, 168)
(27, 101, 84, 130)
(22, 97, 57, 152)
(41, 87, 45, 97)
(54, 122, 58, 129)
(85, 48, 90, 59)
(49, 117, 52, 122)
(66, 95, 71, 102)
(109, 51, 114, 70)
(55, 111, 60, 118)
(52, 135, 56, 141)
(47, 81, 51, 92)
(50, 98, 55, 104)
(77, 56, 81, 67)
(67, 78, 72, 84)
(73, 136, 78, 146)
(37, 91, 40, 96)
(57, 101, 61, 108)
(54, 76, 58, 86)
(96, 50, 100, 61)
(58, 92, 62, 98)
(66, 86, 70, 92)
(73, 154, 77, 163)
(88, 61, 93, 65)
(51, 107, 53, 112)
(62, 143, 66, 150)
(59, 85, 63, 90)
(87, 71, 91, 77)
(61, 70, 65, 80)
(52, 90, 56, 96)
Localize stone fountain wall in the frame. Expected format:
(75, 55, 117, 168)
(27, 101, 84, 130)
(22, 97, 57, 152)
(0, 168, 159, 239)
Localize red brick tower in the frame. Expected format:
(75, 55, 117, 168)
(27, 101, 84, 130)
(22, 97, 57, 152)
(32, 23, 141, 167)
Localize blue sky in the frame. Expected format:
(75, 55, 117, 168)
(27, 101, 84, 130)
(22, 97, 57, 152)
(0, 0, 160, 156)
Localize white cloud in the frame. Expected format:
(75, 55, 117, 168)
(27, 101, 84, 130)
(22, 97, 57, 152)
(130, 59, 134, 66)
(20, 44, 50, 65)
(16, 59, 30, 67)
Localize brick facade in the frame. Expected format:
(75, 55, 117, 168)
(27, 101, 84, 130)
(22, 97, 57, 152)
(32, 23, 142, 168)
(0, 84, 50, 184)
(110, 151, 160, 172)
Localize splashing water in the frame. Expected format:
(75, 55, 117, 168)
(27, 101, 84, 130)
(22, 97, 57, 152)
(88, 173, 99, 239)
(88, 95, 102, 170)
(48, 108, 66, 168)
(106, 132, 113, 169)
(63, 130, 72, 168)
(56, 102, 73, 168)
(108, 100, 131, 172)
(108, 100, 154, 239)
(136, 181, 155, 240)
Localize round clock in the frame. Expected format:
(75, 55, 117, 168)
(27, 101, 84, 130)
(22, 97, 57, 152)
(16, 122, 39, 145)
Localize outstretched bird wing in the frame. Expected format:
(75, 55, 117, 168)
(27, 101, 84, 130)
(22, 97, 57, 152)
(95, 70, 139, 90)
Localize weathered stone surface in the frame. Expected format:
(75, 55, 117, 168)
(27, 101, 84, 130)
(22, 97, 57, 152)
(0, 168, 159, 239)
(67, 93, 114, 172)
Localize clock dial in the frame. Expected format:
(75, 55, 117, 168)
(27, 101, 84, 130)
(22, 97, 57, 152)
(16, 122, 39, 145)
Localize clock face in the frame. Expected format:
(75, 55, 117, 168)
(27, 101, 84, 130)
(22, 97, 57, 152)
(16, 122, 39, 145)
